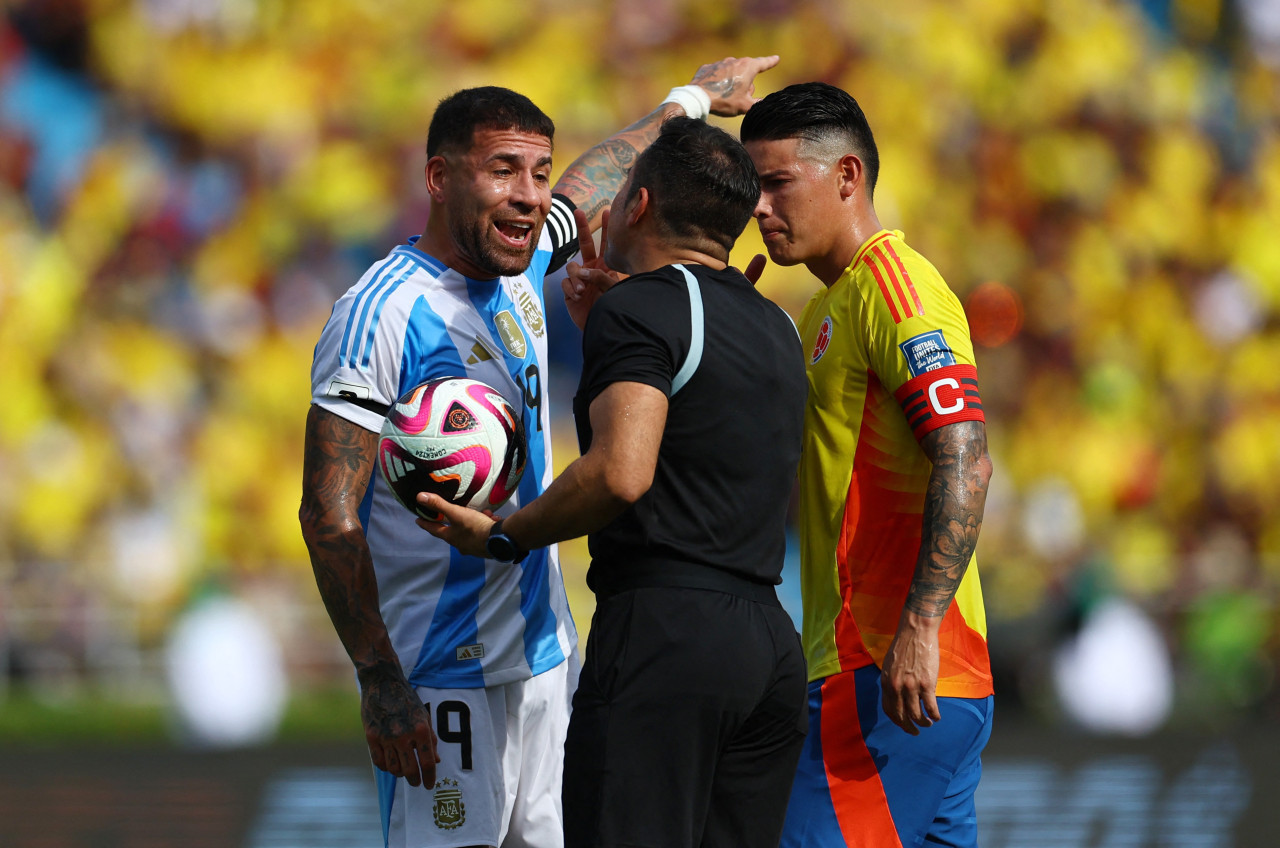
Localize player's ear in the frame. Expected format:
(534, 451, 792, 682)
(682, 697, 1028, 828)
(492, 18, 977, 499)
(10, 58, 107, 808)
(425, 155, 448, 203)
(837, 153, 863, 201)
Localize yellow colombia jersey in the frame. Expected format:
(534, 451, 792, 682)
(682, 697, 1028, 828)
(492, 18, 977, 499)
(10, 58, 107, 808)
(797, 230, 993, 698)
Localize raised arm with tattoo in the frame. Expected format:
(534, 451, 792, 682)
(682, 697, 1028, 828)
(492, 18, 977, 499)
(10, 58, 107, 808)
(554, 56, 779, 329)
(880, 420, 994, 735)
(299, 406, 439, 786)
(553, 55, 780, 229)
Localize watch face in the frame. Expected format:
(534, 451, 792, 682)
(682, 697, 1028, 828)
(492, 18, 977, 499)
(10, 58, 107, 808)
(487, 534, 519, 562)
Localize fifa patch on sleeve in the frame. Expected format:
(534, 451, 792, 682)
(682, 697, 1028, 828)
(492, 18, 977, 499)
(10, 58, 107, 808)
(893, 363, 984, 441)
(325, 379, 391, 416)
(899, 330, 956, 377)
(326, 379, 371, 400)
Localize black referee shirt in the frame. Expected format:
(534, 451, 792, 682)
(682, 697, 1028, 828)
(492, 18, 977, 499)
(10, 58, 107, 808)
(573, 263, 807, 595)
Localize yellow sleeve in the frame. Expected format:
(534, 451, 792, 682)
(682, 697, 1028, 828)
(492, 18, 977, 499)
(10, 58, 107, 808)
(855, 240, 984, 441)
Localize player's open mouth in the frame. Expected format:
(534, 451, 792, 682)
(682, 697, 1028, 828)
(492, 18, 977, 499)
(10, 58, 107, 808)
(495, 221, 534, 246)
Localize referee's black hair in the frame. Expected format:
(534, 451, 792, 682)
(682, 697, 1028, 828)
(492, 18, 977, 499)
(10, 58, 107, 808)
(740, 81, 880, 198)
(427, 87, 555, 158)
(626, 117, 760, 256)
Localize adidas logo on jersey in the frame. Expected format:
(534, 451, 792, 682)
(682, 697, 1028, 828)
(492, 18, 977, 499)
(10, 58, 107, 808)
(455, 643, 486, 661)
(466, 340, 494, 365)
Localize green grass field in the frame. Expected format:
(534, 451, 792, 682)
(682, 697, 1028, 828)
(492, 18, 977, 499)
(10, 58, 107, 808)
(0, 686, 361, 745)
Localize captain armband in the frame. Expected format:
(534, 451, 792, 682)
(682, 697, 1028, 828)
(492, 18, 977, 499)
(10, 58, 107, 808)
(893, 364, 985, 442)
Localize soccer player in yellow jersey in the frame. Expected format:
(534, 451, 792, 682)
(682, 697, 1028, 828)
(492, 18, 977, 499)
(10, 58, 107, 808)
(741, 82, 995, 847)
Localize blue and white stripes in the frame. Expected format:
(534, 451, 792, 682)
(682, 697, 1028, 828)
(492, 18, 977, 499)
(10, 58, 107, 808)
(310, 232, 577, 691)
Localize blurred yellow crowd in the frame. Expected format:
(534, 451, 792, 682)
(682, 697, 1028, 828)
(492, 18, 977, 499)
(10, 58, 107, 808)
(1, 0, 1277, 721)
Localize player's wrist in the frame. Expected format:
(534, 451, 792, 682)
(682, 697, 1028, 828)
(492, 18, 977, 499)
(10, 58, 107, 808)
(356, 657, 409, 689)
(661, 85, 711, 121)
(898, 607, 945, 633)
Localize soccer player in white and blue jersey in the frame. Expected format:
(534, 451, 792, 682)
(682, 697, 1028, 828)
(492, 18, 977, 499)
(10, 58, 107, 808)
(300, 57, 780, 848)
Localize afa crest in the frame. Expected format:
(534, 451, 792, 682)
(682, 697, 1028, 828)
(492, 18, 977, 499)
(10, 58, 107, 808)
(432, 777, 465, 830)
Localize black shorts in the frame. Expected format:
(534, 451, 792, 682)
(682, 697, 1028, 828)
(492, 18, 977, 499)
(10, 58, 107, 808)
(562, 584, 808, 848)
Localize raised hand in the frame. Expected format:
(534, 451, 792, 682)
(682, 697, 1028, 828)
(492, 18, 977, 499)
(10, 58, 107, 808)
(563, 208, 624, 330)
(690, 55, 781, 117)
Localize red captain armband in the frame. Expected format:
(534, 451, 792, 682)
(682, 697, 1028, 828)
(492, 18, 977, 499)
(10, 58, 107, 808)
(893, 363, 985, 442)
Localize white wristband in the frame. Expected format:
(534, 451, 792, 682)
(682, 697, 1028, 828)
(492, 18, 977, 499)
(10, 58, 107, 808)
(661, 85, 711, 121)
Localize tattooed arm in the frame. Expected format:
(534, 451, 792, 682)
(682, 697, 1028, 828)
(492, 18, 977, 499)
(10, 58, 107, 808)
(880, 420, 994, 735)
(299, 404, 439, 787)
(553, 55, 780, 229)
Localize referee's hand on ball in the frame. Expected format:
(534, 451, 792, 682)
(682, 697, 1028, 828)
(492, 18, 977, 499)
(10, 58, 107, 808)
(416, 492, 495, 558)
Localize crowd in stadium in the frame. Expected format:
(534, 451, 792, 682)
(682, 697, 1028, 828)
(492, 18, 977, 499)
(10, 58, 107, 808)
(1, 0, 1277, 729)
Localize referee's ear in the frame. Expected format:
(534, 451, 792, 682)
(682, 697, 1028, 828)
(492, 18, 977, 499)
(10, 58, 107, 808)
(625, 186, 652, 228)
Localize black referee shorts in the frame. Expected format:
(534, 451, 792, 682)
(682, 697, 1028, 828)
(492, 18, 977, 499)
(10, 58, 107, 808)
(562, 584, 808, 848)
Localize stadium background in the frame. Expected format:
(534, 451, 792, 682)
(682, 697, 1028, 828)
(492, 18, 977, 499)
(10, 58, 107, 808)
(1, 0, 1278, 844)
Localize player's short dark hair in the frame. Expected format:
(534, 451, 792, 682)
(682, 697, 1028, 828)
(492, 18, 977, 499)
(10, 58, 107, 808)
(740, 81, 880, 197)
(427, 86, 555, 158)
(625, 117, 760, 255)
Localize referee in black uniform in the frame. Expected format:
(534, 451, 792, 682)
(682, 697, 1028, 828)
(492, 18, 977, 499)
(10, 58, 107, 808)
(420, 117, 809, 848)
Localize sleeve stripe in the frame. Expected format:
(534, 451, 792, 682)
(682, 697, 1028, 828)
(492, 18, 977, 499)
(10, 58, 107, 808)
(884, 242, 925, 316)
(546, 210, 567, 246)
(853, 230, 894, 266)
(547, 197, 576, 252)
(863, 254, 903, 323)
(544, 195, 580, 275)
(871, 245, 916, 321)
(347, 256, 418, 368)
(359, 266, 416, 368)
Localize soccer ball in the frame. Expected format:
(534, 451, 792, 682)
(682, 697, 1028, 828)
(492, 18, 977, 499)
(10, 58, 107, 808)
(377, 377, 527, 520)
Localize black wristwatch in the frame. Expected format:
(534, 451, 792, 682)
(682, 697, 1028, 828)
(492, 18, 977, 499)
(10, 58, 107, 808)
(486, 519, 528, 564)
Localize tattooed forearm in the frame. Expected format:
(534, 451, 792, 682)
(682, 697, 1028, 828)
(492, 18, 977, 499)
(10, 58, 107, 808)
(300, 405, 401, 675)
(553, 105, 679, 228)
(903, 421, 993, 618)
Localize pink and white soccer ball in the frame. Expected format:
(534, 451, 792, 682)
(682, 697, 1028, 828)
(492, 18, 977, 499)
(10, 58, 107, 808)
(377, 377, 527, 520)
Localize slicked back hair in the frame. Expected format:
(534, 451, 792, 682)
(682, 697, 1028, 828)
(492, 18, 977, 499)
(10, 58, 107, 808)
(740, 81, 880, 198)
(427, 86, 555, 158)
(625, 117, 761, 255)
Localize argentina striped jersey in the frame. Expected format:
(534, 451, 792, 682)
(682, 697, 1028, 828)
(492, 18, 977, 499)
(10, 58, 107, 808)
(309, 198, 579, 688)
